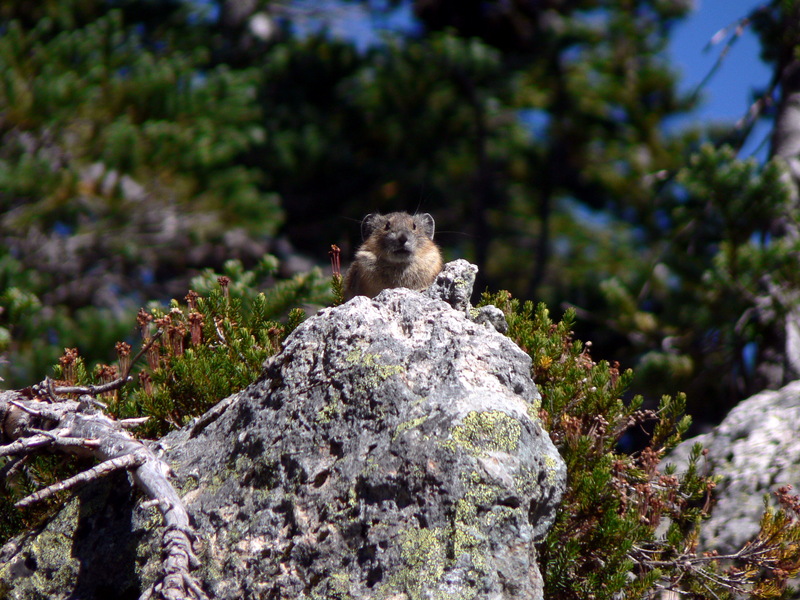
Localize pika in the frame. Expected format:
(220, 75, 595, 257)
(343, 212, 443, 300)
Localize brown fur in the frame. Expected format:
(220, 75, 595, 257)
(343, 212, 443, 300)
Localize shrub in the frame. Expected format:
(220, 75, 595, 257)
(481, 290, 800, 599)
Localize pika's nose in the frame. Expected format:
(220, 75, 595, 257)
(397, 233, 408, 245)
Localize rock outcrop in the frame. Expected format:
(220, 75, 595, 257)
(666, 380, 800, 554)
(0, 261, 566, 599)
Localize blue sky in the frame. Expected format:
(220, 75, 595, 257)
(668, 0, 773, 156)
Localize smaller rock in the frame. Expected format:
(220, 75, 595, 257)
(472, 305, 509, 334)
(425, 259, 477, 312)
(665, 380, 800, 554)
(426, 259, 509, 333)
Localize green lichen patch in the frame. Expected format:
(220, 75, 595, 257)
(393, 415, 429, 441)
(234, 455, 254, 476)
(310, 571, 354, 600)
(0, 500, 82, 598)
(316, 389, 342, 424)
(175, 473, 199, 496)
(382, 471, 512, 600)
(449, 467, 534, 589)
(388, 527, 447, 599)
(343, 348, 407, 415)
(453, 498, 487, 570)
(135, 532, 164, 587)
(542, 454, 562, 486)
(345, 348, 405, 382)
(453, 472, 504, 570)
(526, 395, 542, 417)
(29, 528, 80, 591)
(460, 470, 498, 505)
(447, 410, 522, 456)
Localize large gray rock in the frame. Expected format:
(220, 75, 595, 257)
(666, 380, 800, 554)
(0, 262, 566, 599)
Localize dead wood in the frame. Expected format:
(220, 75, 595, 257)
(0, 371, 207, 600)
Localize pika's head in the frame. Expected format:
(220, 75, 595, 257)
(361, 212, 436, 263)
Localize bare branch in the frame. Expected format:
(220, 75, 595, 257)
(78, 395, 108, 411)
(0, 434, 55, 457)
(0, 335, 208, 600)
(8, 399, 77, 422)
(630, 526, 798, 597)
(54, 378, 133, 397)
(7, 400, 45, 418)
(24, 428, 100, 449)
(213, 317, 249, 363)
(45, 377, 59, 402)
(142, 527, 208, 600)
(0, 454, 30, 480)
(140, 498, 169, 510)
(119, 417, 150, 429)
(15, 452, 148, 509)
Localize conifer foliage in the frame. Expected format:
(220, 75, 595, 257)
(60, 257, 329, 438)
(0, 1, 280, 387)
(0, 258, 328, 545)
(482, 291, 800, 599)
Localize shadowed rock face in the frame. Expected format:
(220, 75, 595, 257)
(0, 261, 566, 600)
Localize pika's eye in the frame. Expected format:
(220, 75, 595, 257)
(412, 223, 417, 230)
(384, 222, 391, 231)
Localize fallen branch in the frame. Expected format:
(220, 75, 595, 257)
(0, 433, 61, 456)
(0, 332, 207, 600)
(119, 416, 151, 429)
(15, 451, 147, 508)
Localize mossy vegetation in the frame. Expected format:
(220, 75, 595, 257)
(0, 257, 328, 542)
(49, 256, 328, 439)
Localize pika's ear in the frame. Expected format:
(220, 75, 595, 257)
(361, 213, 379, 241)
(416, 213, 435, 239)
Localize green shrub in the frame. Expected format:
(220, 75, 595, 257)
(481, 290, 800, 599)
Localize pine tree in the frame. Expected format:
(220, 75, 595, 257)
(480, 291, 800, 599)
(0, 1, 282, 386)
(589, 1, 800, 417)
